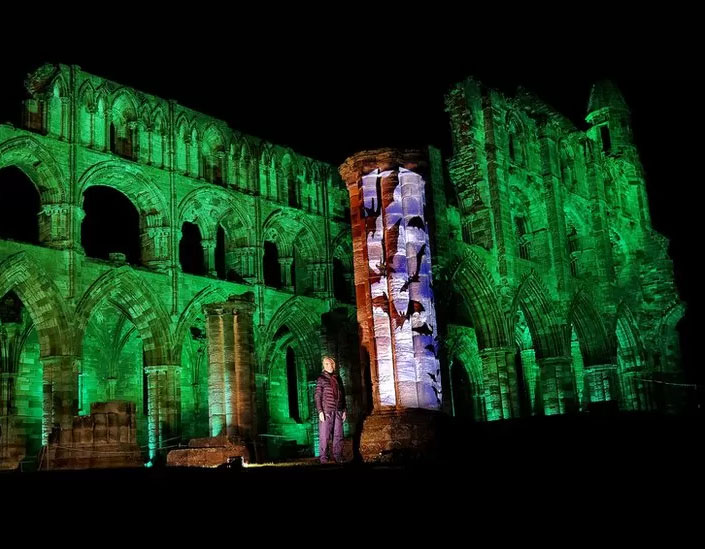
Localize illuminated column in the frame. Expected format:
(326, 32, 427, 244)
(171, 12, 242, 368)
(240, 246, 258, 283)
(202, 238, 217, 277)
(619, 366, 647, 411)
(279, 256, 294, 291)
(38, 203, 84, 250)
(224, 246, 258, 283)
(0, 323, 22, 454)
(141, 226, 171, 271)
(144, 364, 181, 460)
(479, 347, 517, 420)
(41, 356, 79, 445)
(340, 149, 443, 462)
(204, 293, 256, 441)
(584, 363, 619, 408)
(521, 349, 539, 413)
(308, 261, 330, 298)
(538, 356, 577, 415)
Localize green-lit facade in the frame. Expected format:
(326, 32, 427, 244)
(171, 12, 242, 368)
(437, 79, 684, 421)
(0, 65, 685, 469)
(0, 64, 358, 468)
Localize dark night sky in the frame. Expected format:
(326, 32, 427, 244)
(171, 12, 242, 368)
(1, 40, 702, 389)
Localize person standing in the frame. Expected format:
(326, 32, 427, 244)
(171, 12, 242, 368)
(315, 356, 347, 463)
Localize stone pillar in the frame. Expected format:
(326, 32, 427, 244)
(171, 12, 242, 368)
(340, 149, 444, 462)
(225, 246, 258, 283)
(279, 256, 294, 292)
(38, 203, 84, 251)
(308, 261, 330, 298)
(202, 238, 217, 277)
(479, 347, 517, 420)
(538, 356, 577, 416)
(619, 366, 647, 411)
(141, 226, 171, 271)
(144, 364, 181, 460)
(60, 96, 70, 140)
(204, 293, 257, 442)
(240, 246, 258, 283)
(41, 356, 79, 445)
(521, 349, 539, 413)
(584, 363, 620, 410)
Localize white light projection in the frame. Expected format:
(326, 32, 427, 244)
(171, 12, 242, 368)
(361, 167, 441, 410)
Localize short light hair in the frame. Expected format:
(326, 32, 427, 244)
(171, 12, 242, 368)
(322, 356, 336, 367)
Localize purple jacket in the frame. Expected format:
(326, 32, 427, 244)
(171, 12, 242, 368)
(315, 371, 346, 413)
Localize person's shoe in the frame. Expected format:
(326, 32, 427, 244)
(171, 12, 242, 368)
(319, 458, 329, 464)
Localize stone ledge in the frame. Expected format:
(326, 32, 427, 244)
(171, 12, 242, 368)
(167, 436, 250, 468)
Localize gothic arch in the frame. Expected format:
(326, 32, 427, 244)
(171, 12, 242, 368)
(262, 209, 322, 261)
(201, 124, 228, 152)
(331, 229, 353, 268)
(510, 271, 569, 359)
(75, 267, 174, 366)
(78, 81, 96, 110)
(152, 107, 167, 133)
(178, 186, 253, 242)
(0, 252, 73, 357)
(173, 285, 229, 359)
(443, 246, 510, 350)
(258, 296, 320, 380)
(615, 301, 645, 366)
(0, 136, 67, 204)
(656, 302, 685, 372)
(110, 89, 139, 122)
(78, 161, 169, 228)
(568, 288, 615, 366)
(506, 110, 528, 167)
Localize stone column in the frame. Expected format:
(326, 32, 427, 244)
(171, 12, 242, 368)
(479, 347, 517, 420)
(204, 293, 257, 442)
(144, 364, 181, 460)
(278, 256, 294, 292)
(619, 366, 647, 411)
(202, 238, 217, 277)
(340, 149, 444, 462)
(584, 363, 620, 410)
(240, 246, 258, 283)
(538, 356, 577, 415)
(308, 261, 330, 298)
(224, 246, 258, 283)
(38, 203, 84, 251)
(41, 356, 79, 445)
(141, 226, 171, 272)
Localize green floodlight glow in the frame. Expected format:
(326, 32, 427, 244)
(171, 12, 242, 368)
(0, 65, 687, 470)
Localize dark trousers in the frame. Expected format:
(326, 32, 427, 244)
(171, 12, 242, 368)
(319, 410, 344, 462)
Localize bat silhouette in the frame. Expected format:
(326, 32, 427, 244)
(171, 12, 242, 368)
(400, 243, 427, 292)
(406, 299, 425, 318)
(407, 216, 425, 231)
(362, 176, 382, 218)
(431, 384, 442, 404)
(371, 292, 406, 328)
(385, 219, 401, 267)
(412, 322, 434, 336)
(363, 176, 383, 237)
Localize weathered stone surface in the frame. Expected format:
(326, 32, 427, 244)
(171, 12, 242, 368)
(358, 409, 445, 463)
(167, 436, 250, 467)
(42, 401, 143, 470)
